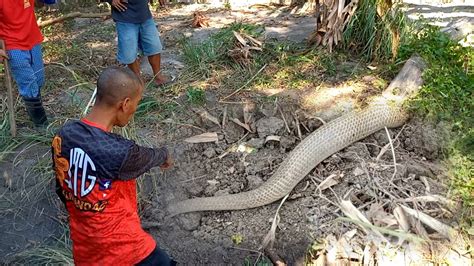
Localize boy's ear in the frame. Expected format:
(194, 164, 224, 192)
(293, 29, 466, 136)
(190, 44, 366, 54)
(119, 97, 131, 111)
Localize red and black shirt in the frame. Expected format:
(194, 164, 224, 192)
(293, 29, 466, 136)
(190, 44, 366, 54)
(52, 119, 168, 265)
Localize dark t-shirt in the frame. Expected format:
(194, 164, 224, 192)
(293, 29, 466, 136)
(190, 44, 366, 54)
(109, 0, 152, 24)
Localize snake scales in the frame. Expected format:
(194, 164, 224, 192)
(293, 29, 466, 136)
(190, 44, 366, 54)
(168, 56, 425, 216)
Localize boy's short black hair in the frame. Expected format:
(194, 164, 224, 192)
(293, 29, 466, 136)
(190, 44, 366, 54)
(96, 67, 143, 106)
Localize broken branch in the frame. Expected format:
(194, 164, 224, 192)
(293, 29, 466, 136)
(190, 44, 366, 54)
(38, 12, 111, 28)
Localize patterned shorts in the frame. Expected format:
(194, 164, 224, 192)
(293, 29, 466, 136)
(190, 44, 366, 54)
(7, 44, 44, 99)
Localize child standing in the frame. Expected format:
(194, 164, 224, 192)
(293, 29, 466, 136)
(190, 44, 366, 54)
(0, 0, 48, 127)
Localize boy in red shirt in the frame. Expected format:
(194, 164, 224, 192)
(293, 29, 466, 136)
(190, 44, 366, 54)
(0, 0, 48, 127)
(52, 67, 175, 265)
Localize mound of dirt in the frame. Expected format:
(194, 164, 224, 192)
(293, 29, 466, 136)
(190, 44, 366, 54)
(139, 100, 450, 264)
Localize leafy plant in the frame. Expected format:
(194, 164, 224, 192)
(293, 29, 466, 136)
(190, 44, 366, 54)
(180, 23, 265, 77)
(343, 0, 409, 61)
(231, 234, 243, 245)
(398, 26, 473, 206)
(186, 86, 206, 105)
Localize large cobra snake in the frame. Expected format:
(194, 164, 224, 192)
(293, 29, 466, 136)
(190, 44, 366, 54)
(168, 56, 425, 216)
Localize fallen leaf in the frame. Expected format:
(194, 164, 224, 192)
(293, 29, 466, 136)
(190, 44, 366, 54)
(393, 206, 410, 232)
(231, 117, 252, 132)
(193, 108, 220, 127)
(343, 229, 358, 240)
(265, 135, 281, 143)
(401, 205, 456, 240)
(233, 31, 248, 46)
(317, 174, 339, 191)
(184, 132, 218, 143)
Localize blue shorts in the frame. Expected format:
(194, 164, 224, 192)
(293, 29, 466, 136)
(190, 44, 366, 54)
(116, 18, 163, 65)
(7, 44, 45, 99)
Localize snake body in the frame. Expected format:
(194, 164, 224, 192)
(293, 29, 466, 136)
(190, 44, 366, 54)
(168, 57, 425, 216)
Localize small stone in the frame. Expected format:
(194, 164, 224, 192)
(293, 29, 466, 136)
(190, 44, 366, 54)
(207, 179, 219, 186)
(280, 135, 297, 149)
(186, 184, 204, 197)
(228, 166, 235, 174)
(178, 212, 201, 231)
(247, 138, 265, 149)
(352, 167, 365, 177)
(246, 175, 263, 188)
(204, 184, 218, 196)
(229, 181, 242, 193)
(407, 162, 433, 177)
(215, 188, 230, 196)
(256, 117, 285, 138)
(203, 147, 216, 158)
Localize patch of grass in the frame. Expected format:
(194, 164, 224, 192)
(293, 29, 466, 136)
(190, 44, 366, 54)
(252, 47, 341, 92)
(243, 256, 272, 266)
(7, 225, 73, 264)
(397, 26, 473, 207)
(343, 0, 409, 61)
(135, 97, 180, 122)
(186, 86, 206, 105)
(0, 114, 25, 162)
(181, 23, 265, 77)
(448, 152, 474, 207)
(42, 39, 85, 64)
(135, 96, 162, 117)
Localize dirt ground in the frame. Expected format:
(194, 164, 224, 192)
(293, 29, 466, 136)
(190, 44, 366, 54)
(0, 2, 470, 265)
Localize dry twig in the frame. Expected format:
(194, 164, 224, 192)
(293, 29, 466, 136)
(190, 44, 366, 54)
(384, 127, 398, 181)
(39, 12, 111, 27)
(261, 194, 290, 249)
(220, 64, 267, 101)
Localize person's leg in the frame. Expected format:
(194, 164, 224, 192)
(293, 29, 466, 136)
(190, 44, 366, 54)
(7, 49, 40, 98)
(116, 21, 140, 76)
(7, 48, 47, 127)
(31, 44, 45, 90)
(147, 53, 167, 84)
(139, 19, 169, 85)
(127, 59, 141, 77)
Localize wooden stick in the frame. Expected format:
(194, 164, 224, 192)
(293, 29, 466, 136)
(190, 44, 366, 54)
(38, 12, 111, 28)
(264, 248, 286, 266)
(277, 106, 291, 134)
(1, 40, 17, 137)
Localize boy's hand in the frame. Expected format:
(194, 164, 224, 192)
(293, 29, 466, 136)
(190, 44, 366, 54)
(0, 49, 8, 63)
(112, 0, 127, 12)
(160, 155, 173, 170)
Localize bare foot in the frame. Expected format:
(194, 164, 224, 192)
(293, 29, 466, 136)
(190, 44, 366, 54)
(154, 74, 172, 86)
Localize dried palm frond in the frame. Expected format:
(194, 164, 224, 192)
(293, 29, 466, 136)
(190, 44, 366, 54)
(309, 0, 359, 52)
(228, 31, 263, 66)
(192, 11, 210, 28)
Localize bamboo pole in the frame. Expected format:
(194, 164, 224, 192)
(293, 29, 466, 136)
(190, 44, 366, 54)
(0, 40, 17, 137)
